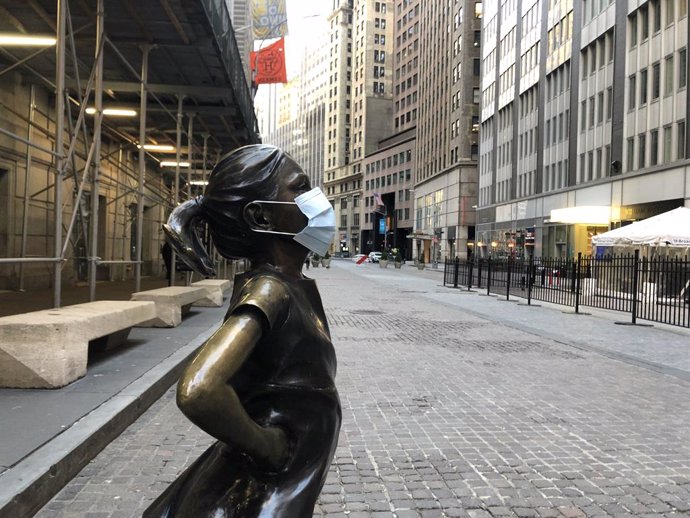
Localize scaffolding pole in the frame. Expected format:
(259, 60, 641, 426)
(187, 113, 194, 199)
(53, 0, 66, 308)
(136, 45, 150, 292)
(170, 95, 183, 286)
(19, 85, 36, 291)
(110, 145, 123, 280)
(88, 0, 104, 302)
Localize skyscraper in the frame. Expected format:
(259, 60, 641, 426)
(478, 1, 689, 259)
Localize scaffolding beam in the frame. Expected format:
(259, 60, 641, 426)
(136, 45, 150, 292)
(88, 0, 104, 302)
(53, 0, 66, 307)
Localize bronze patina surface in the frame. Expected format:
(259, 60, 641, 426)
(144, 145, 340, 517)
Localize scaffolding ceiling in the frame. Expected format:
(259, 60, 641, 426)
(0, 0, 259, 155)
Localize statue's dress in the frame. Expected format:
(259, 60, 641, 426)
(144, 267, 341, 517)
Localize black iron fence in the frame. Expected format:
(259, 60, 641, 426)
(443, 251, 690, 328)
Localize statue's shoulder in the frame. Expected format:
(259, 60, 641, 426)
(231, 269, 290, 330)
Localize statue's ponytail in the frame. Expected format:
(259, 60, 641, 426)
(162, 196, 216, 277)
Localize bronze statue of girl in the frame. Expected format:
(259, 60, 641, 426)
(144, 144, 340, 517)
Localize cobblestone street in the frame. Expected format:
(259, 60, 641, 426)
(37, 262, 690, 517)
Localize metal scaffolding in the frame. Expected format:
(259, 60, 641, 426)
(0, 0, 259, 307)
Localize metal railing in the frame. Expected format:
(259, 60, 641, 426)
(443, 252, 690, 328)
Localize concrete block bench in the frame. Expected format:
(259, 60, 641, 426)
(191, 279, 232, 307)
(130, 286, 207, 328)
(0, 300, 156, 389)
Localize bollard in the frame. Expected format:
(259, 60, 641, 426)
(631, 249, 640, 324)
(453, 256, 460, 288)
(506, 258, 512, 301)
(574, 252, 582, 313)
(527, 255, 533, 305)
(487, 257, 492, 296)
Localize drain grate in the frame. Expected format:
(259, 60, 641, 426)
(349, 309, 385, 315)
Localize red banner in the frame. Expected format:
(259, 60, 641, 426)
(250, 38, 287, 85)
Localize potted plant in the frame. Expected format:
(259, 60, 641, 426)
(394, 249, 403, 269)
(311, 253, 320, 267)
(379, 250, 389, 268)
(416, 254, 425, 270)
(321, 251, 331, 268)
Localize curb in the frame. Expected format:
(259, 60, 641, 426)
(0, 324, 216, 518)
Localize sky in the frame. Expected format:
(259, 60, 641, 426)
(253, 1, 330, 135)
(283, 0, 330, 77)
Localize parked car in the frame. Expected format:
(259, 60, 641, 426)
(368, 251, 382, 263)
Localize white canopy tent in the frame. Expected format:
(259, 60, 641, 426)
(591, 206, 690, 248)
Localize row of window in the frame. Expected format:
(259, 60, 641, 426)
(580, 88, 613, 131)
(365, 151, 413, 174)
(545, 63, 570, 102)
(546, 109, 571, 147)
(544, 159, 569, 192)
(626, 121, 687, 172)
(547, 12, 573, 55)
(629, 0, 687, 48)
(364, 176, 413, 195)
(627, 49, 687, 111)
(582, 0, 613, 24)
(520, 42, 539, 75)
(394, 108, 417, 129)
(581, 30, 614, 78)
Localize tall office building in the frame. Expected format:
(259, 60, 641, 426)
(298, 37, 329, 190)
(478, 0, 689, 259)
(325, 0, 396, 256)
(227, 0, 254, 90)
(262, 39, 328, 192)
(411, 0, 482, 262)
(360, 0, 420, 258)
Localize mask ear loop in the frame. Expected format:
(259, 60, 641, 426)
(248, 200, 300, 236)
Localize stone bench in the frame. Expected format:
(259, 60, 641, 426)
(0, 300, 157, 389)
(191, 279, 233, 307)
(130, 286, 207, 328)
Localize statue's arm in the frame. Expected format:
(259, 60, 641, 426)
(176, 308, 288, 470)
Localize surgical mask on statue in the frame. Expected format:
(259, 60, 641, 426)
(250, 187, 336, 256)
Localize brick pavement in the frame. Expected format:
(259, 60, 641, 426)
(37, 261, 690, 517)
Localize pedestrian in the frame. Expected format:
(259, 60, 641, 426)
(305, 252, 311, 269)
(145, 145, 340, 517)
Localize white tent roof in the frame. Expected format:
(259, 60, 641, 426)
(591, 206, 690, 247)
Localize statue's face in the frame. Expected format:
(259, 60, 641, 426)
(270, 157, 311, 234)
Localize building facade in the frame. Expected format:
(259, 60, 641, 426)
(478, 0, 690, 259)
(411, 0, 482, 262)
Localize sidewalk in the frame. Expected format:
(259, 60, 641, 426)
(0, 278, 230, 518)
(29, 259, 690, 517)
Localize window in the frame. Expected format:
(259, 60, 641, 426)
(597, 92, 604, 124)
(652, 62, 661, 100)
(641, 6, 649, 40)
(629, 75, 637, 109)
(680, 48, 687, 88)
(650, 129, 659, 166)
(663, 126, 673, 162)
(653, 0, 661, 32)
(640, 68, 648, 104)
(679, 120, 686, 158)
(638, 133, 646, 168)
(607, 87, 613, 120)
(665, 55, 675, 95)
(627, 137, 635, 171)
(666, 0, 675, 26)
(630, 13, 638, 47)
